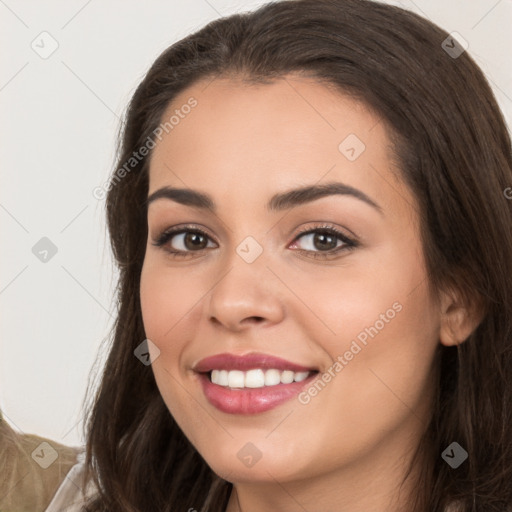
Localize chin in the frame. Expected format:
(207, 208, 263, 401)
(200, 444, 315, 484)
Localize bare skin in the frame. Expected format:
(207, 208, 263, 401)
(140, 74, 479, 511)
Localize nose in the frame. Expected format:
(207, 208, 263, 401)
(206, 256, 285, 332)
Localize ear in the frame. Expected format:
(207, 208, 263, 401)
(438, 287, 485, 346)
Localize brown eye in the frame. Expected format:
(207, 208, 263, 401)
(294, 230, 347, 252)
(289, 225, 359, 260)
(312, 232, 338, 251)
(181, 232, 209, 250)
(152, 227, 217, 255)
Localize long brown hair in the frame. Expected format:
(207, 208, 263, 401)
(84, 1, 512, 510)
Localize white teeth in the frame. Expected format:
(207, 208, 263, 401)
(211, 369, 229, 386)
(280, 370, 294, 384)
(210, 368, 312, 388)
(245, 369, 265, 388)
(218, 370, 229, 386)
(227, 370, 245, 388)
(264, 369, 281, 386)
(294, 371, 309, 382)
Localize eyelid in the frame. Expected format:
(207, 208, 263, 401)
(293, 223, 356, 243)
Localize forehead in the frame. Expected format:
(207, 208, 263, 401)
(147, 75, 405, 212)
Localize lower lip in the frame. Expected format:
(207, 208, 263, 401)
(197, 372, 317, 414)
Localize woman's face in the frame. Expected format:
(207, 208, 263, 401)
(140, 75, 442, 486)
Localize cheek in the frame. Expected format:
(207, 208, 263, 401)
(282, 281, 439, 477)
(140, 261, 211, 444)
(139, 259, 204, 343)
(310, 234, 438, 365)
(294, 240, 439, 424)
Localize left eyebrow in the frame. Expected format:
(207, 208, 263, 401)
(267, 182, 383, 215)
(146, 181, 383, 215)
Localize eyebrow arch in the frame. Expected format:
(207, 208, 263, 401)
(146, 182, 383, 215)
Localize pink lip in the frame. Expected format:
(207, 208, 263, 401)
(197, 373, 318, 414)
(193, 352, 318, 415)
(193, 352, 317, 373)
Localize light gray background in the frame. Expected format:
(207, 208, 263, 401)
(1, 0, 511, 447)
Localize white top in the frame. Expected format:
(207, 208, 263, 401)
(44, 451, 98, 512)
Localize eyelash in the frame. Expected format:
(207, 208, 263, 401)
(152, 223, 359, 260)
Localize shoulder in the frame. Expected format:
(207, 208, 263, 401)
(45, 451, 99, 512)
(0, 417, 80, 512)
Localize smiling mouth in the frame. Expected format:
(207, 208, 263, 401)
(193, 352, 320, 413)
(205, 368, 318, 389)
(196, 369, 319, 415)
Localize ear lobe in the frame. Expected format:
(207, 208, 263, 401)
(438, 288, 485, 347)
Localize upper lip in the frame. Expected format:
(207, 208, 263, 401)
(193, 352, 318, 373)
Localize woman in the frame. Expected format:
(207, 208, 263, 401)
(65, 0, 512, 510)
